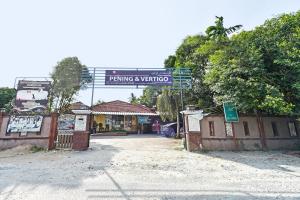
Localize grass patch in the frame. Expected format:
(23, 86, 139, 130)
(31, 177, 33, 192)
(174, 146, 185, 151)
(30, 146, 45, 153)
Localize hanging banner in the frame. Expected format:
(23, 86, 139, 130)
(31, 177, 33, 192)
(105, 70, 173, 86)
(14, 80, 51, 112)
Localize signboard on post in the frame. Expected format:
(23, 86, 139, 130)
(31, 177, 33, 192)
(74, 115, 87, 131)
(137, 116, 151, 124)
(105, 70, 173, 86)
(14, 80, 51, 113)
(223, 102, 239, 122)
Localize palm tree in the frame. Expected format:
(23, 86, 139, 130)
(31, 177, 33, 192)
(206, 16, 242, 39)
(129, 93, 139, 104)
(156, 89, 181, 138)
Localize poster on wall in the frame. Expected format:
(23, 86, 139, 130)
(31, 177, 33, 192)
(74, 115, 87, 131)
(14, 80, 51, 112)
(6, 115, 43, 133)
(58, 114, 75, 130)
(225, 122, 233, 137)
(188, 114, 202, 132)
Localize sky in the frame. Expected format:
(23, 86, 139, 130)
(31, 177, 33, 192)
(0, 0, 299, 106)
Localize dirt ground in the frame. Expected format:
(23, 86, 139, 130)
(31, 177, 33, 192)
(0, 135, 300, 200)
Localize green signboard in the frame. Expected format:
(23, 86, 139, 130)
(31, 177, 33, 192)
(223, 102, 239, 122)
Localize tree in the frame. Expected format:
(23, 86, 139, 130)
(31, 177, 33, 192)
(173, 34, 215, 108)
(138, 86, 160, 108)
(49, 57, 91, 113)
(204, 11, 300, 114)
(0, 87, 16, 112)
(156, 89, 181, 138)
(95, 99, 105, 105)
(205, 16, 242, 40)
(129, 93, 139, 104)
(164, 55, 176, 68)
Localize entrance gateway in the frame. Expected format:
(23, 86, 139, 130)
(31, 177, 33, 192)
(81, 67, 192, 107)
(80, 67, 192, 134)
(8, 67, 191, 149)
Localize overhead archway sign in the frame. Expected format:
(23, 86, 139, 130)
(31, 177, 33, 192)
(105, 70, 173, 86)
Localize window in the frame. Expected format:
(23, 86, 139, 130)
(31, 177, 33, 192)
(271, 122, 279, 136)
(243, 121, 250, 136)
(209, 121, 215, 136)
(288, 122, 297, 137)
(225, 122, 233, 137)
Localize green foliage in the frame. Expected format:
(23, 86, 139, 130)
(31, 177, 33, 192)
(0, 87, 16, 112)
(138, 86, 160, 108)
(156, 89, 179, 121)
(129, 93, 139, 104)
(30, 145, 45, 153)
(95, 99, 105, 105)
(205, 16, 242, 40)
(164, 55, 176, 68)
(157, 12, 300, 115)
(156, 89, 181, 137)
(49, 57, 91, 113)
(204, 11, 300, 114)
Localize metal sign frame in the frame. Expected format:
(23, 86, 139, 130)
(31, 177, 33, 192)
(81, 67, 192, 108)
(13, 67, 192, 110)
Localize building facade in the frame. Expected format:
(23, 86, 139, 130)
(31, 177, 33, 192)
(92, 101, 158, 134)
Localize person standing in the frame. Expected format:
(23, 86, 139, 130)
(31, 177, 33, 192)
(153, 120, 160, 135)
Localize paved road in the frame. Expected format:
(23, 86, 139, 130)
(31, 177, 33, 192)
(0, 135, 300, 200)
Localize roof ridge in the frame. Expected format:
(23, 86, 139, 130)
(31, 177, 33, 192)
(92, 100, 156, 114)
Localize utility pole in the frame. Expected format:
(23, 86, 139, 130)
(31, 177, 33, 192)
(90, 68, 96, 107)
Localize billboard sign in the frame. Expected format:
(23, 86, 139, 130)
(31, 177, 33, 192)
(14, 80, 51, 112)
(223, 102, 239, 122)
(105, 70, 173, 86)
(6, 115, 43, 133)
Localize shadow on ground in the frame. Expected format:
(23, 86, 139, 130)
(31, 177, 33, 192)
(195, 150, 300, 176)
(0, 141, 119, 198)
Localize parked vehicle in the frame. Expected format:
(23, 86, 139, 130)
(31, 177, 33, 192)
(160, 122, 183, 137)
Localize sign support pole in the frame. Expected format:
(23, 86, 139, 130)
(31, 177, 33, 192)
(179, 69, 184, 111)
(90, 68, 96, 107)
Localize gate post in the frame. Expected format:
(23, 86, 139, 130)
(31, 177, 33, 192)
(48, 113, 58, 150)
(0, 112, 4, 133)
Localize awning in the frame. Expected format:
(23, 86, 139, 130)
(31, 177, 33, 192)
(72, 110, 92, 114)
(92, 111, 159, 116)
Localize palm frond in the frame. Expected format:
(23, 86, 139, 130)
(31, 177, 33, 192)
(225, 25, 243, 34)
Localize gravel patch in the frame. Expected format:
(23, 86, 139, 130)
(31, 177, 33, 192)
(0, 135, 299, 200)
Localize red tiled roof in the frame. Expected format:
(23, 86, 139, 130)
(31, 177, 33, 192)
(70, 102, 90, 110)
(92, 100, 155, 114)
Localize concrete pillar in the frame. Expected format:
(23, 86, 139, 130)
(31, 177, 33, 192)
(48, 113, 58, 150)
